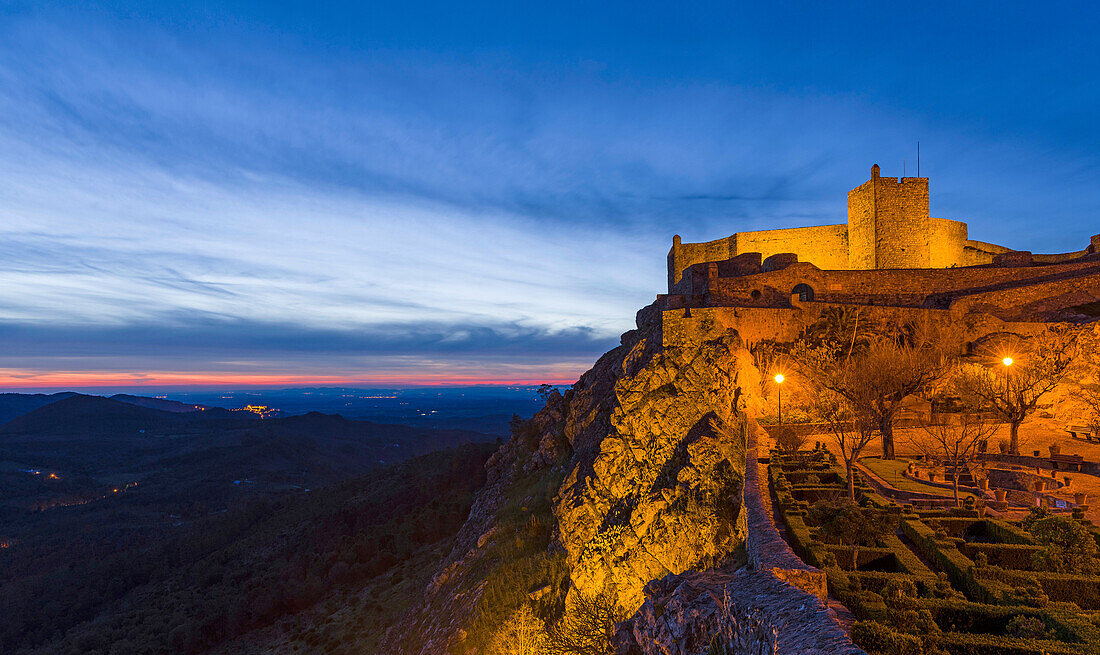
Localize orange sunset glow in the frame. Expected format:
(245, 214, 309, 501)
(0, 369, 582, 389)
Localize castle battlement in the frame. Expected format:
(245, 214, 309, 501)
(666, 165, 1096, 290)
(660, 165, 1100, 349)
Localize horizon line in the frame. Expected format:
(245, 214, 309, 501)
(0, 375, 578, 394)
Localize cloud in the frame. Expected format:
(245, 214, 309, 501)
(0, 5, 1097, 384)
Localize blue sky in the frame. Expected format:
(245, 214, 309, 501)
(0, 1, 1097, 388)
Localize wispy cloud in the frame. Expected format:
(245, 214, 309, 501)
(0, 4, 1097, 385)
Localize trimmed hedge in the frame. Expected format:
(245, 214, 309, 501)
(902, 517, 976, 589)
(880, 533, 937, 580)
(984, 519, 1037, 545)
(850, 620, 923, 655)
(826, 545, 898, 571)
(930, 630, 1090, 655)
(960, 543, 1043, 570)
(914, 598, 1077, 642)
(1033, 571, 1100, 609)
(777, 509, 830, 569)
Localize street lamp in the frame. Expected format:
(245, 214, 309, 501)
(774, 373, 785, 424)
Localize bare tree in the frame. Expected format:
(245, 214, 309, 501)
(955, 327, 1078, 455)
(547, 590, 627, 655)
(794, 327, 949, 459)
(1078, 382, 1100, 436)
(1073, 328, 1100, 435)
(812, 392, 877, 500)
(911, 410, 1000, 506)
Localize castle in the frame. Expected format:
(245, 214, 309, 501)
(658, 166, 1100, 348)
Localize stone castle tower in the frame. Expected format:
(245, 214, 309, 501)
(667, 165, 995, 289)
(846, 164, 966, 270)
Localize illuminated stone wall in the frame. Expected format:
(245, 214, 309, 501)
(665, 167, 1040, 290)
(659, 304, 1053, 352)
(846, 166, 932, 269)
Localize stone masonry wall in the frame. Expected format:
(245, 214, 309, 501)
(847, 168, 932, 269)
(930, 217, 968, 268)
(660, 303, 1052, 350)
(730, 224, 850, 271)
(676, 257, 1100, 311)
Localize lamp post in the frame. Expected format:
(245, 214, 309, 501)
(1002, 356, 1014, 453)
(775, 373, 785, 424)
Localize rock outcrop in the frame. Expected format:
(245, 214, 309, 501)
(555, 327, 750, 609)
(384, 301, 753, 653)
(614, 568, 865, 655)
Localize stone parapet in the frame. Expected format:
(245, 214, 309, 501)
(743, 420, 827, 600)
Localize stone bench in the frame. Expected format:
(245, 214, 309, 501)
(1049, 453, 1084, 471)
(1066, 425, 1098, 442)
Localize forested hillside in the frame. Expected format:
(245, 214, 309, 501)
(2, 444, 495, 654)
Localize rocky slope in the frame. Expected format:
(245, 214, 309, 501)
(385, 302, 756, 653)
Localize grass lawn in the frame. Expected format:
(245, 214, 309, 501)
(858, 456, 956, 497)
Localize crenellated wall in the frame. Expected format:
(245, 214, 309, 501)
(665, 167, 1099, 291)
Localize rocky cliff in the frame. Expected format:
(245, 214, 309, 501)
(384, 302, 755, 654)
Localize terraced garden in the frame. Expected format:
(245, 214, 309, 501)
(770, 448, 1100, 655)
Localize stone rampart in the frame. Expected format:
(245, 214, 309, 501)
(675, 256, 1100, 315)
(744, 419, 827, 599)
(660, 303, 1051, 350)
(733, 224, 849, 271)
(951, 267, 1100, 321)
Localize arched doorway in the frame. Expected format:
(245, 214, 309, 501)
(792, 283, 815, 302)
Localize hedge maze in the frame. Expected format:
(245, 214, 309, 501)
(770, 448, 1100, 655)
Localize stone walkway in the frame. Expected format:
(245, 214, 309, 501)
(754, 453, 858, 632)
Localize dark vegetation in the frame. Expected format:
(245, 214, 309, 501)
(0, 393, 498, 654)
(2, 443, 495, 654)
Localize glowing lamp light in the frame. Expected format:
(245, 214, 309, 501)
(774, 374, 785, 384)
(1002, 357, 1013, 367)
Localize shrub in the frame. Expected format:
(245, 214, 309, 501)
(773, 425, 808, 453)
(1005, 615, 1047, 640)
(850, 621, 923, 655)
(1028, 515, 1098, 574)
(1020, 506, 1052, 532)
(488, 604, 549, 655)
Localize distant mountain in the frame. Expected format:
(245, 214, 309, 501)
(110, 393, 206, 413)
(0, 394, 195, 438)
(0, 391, 77, 425)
